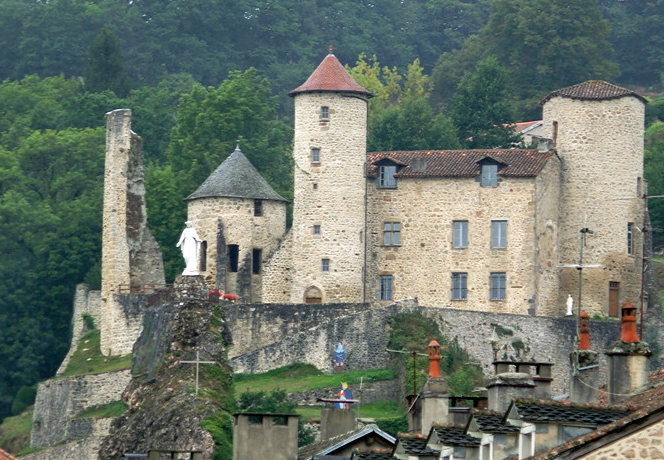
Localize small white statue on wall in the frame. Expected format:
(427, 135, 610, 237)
(566, 294, 574, 316)
(177, 221, 202, 276)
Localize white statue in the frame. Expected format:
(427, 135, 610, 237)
(176, 221, 202, 276)
(566, 294, 574, 316)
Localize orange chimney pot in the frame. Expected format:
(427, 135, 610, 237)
(620, 301, 640, 343)
(428, 339, 441, 378)
(579, 310, 591, 350)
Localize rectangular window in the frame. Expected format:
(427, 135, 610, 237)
(380, 275, 393, 301)
(321, 258, 330, 272)
(254, 199, 263, 216)
(311, 147, 321, 163)
(491, 220, 507, 248)
(383, 222, 401, 246)
(313, 224, 321, 235)
(252, 248, 261, 274)
(451, 273, 468, 300)
(320, 106, 329, 119)
(490, 272, 506, 300)
(378, 165, 397, 189)
(228, 244, 239, 272)
(453, 221, 468, 248)
(481, 164, 498, 187)
(627, 222, 634, 255)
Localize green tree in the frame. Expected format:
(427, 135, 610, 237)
(450, 56, 520, 149)
(645, 122, 664, 250)
(84, 28, 130, 97)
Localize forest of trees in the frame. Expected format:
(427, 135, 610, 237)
(1, 0, 664, 423)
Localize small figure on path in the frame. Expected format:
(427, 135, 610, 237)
(333, 343, 346, 371)
(177, 221, 202, 275)
(566, 294, 574, 316)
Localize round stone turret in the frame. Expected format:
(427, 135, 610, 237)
(185, 147, 287, 301)
(289, 53, 372, 303)
(540, 80, 646, 316)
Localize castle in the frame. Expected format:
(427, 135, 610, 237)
(178, 53, 646, 317)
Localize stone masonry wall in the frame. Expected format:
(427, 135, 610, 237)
(30, 370, 131, 448)
(261, 230, 293, 303)
(228, 301, 624, 395)
(580, 416, 664, 460)
(101, 109, 164, 356)
(22, 434, 110, 460)
(365, 173, 545, 314)
(290, 91, 368, 303)
(542, 96, 645, 316)
(187, 196, 286, 302)
(57, 284, 102, 375)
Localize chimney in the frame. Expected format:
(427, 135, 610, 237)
(486, 361, 536, 413)
(606, 301, 652, 404)
(407, 340, 450, 433)
(232, 413, 299, 460)
(570, 310, 600, 404)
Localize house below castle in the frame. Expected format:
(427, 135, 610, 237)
(183, 53, 646, 318)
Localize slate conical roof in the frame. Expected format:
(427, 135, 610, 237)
(185, 148, 288, 202)
(540, 80, 647, 105)
(289, 53, 372, 97)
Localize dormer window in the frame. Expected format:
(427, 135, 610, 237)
(481, 164, 498, 187)
(320, 106, 329, 119)
(378, 165, 397, 189)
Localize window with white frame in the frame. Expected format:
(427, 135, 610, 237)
(321, 258, 330, 272)
(320, 106, 329, 119)
(383, 222, 401, 246)
(313, 224, 321, 235)
(452, 273, 468, 300)
(519, 423, 536, 459)
(491, 220, 507, 248)
(379, 275, 393, 301)
(490, 272, 506, 301)
(453, 220, 468, 248)
(378, 165, 397, 189)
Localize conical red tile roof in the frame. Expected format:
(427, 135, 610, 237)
(289, 54, 372, 97)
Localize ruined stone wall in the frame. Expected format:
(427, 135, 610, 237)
(541, 96, 645, 316)
(579, 416, 664, 460)
(57, 284, 103, 375)
(187, 196, 286, 302)
(261, 230, 294, 303)
(101, 109, 164, 356)
(534, 157, 563, 316)
(22, 436, 109, 460)
(365, 174, 542, 314)
(290, 91, 368, 303)
(228, 301, 623, 395)
(30, 370, 131, 448)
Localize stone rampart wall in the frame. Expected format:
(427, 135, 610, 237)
(22, 435, 109, 460)
(261, 230, 293, 303)
(228, 301, 630, 395)
(57, 284, 103, 375)
(31, 370, 131, 448)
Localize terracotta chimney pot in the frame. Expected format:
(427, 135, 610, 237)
(428, 339, 441, 378)
(620, 301, 640, 343)
(579, 310, 591, 350)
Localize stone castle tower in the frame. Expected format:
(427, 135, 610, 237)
(540, 81, 646, 314)
(185, 147, 287, 302)
(287, 53, 372, 303)
(101, 109, 164, 355)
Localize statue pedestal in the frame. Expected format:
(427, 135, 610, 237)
(174, 275, 206, 301)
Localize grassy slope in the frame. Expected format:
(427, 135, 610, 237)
(59, 330, 131, 377)
(0, 408, 33, 455)
(234, 363, 397, 395)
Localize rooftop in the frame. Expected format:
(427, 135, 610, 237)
(430, 425, 482, 447)
(366, 149, 555, 179)
(186, 148, 288, 202)
(510, 399, 630, 425)
(540, 80, 647, 105)
(289, 53, 372, 97)
(0, 449, 17, 460)
(397, 434, 441, 456)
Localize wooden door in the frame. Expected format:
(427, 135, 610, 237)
(609, 282, 620, 317)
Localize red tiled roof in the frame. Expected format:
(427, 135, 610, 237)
(289, 54, 372, 97)
(512, 120, 542, 133)
(540, 80, 647, 105)
(0, 448, 17, 460)
(366, 149, 554, 178)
